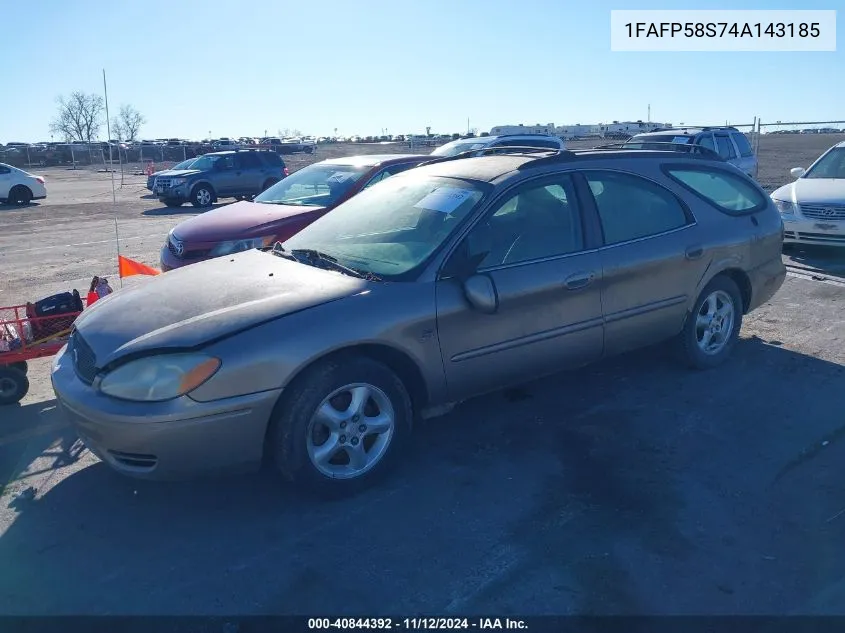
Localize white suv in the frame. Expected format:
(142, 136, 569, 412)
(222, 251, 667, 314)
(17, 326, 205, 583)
(0, 162, 47, 205)
(430, 134, 565, 158)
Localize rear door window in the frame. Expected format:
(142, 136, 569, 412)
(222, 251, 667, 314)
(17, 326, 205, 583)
(695, 134, 716, 152)
(238, 152, 263, 169)
(714, 135, 737, 160)
(663, 166, 767, 215)
(583, 171, 691, 245)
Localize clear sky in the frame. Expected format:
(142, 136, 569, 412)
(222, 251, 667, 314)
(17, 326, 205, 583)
(0, 0, 841, 142)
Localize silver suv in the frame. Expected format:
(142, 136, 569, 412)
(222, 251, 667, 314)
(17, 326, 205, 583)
(430, 134, 565, 158)
(623, 127, 758, 178)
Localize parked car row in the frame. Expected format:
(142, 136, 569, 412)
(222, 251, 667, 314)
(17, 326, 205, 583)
(49, 141, 792, 499)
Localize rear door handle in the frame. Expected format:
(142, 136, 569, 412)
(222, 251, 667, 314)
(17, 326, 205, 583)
(685, 245, 704, 260)
(564, 272, 596, 290)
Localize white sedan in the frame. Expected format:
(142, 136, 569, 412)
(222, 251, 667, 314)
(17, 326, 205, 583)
(771, 140, 845, 247)
(0, 162, 47, 205)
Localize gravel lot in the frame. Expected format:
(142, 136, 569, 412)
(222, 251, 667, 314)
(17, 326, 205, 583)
(1, 138, 844, 616)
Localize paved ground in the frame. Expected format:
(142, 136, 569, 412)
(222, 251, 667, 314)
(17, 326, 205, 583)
(1, 140, 845, 616)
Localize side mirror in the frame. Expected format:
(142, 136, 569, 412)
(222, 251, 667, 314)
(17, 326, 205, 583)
(790, 167, 806, 179)
(463, 274, 498, 314)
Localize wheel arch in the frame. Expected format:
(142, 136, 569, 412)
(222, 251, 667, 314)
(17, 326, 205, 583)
(190, 180, 217, 200)
(694, 259, 752, 315)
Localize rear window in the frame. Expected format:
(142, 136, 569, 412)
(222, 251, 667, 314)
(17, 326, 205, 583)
(663, 166, 767, 215)
(260, 152, 284, 167)
(731, 133, 754, 157)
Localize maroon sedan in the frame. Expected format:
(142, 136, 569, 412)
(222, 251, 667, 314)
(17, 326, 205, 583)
(160, 154, 432, 271)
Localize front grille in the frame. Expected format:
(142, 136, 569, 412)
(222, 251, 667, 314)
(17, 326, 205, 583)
(799, 203, 845, 221)
(792, 231, 845, 243)
(167, 236, 209, 260)
(69, 330, 98, 384)
(156, 177, 172, 189)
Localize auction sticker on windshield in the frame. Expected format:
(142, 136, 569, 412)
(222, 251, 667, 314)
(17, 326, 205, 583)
(327, 171, 356, 183)
(414, 187, 474, 213)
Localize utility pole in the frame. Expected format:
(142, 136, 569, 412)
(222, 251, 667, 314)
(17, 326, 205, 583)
(647, 104, 651, 123)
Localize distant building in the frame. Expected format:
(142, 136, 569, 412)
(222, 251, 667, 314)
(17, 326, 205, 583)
(490, 120, 673, 140)
(489, 123, 556, 136)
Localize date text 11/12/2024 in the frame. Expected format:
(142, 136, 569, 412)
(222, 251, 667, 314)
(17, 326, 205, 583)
(307, 618, 527, 630)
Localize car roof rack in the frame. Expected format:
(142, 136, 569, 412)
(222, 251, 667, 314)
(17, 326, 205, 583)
(648, 125, 738, 133)
(521, 144, 723, 168)
(609, 140, 722, 159)
(420, 146, 569, 167)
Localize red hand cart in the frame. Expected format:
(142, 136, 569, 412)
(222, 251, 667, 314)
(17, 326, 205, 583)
(0, 301, 87, 405)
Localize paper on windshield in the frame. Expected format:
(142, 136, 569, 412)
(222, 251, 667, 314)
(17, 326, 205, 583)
(413, 187, 474, 214)
(327, 171, 355, 183)
(672, 136, 690, 144)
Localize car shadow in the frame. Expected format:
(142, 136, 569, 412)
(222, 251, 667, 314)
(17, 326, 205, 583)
(0, 202, 42, 212)
(3, 335, 845, 615)
(141, 203, 230, 217)
(784, 244, 845, 279)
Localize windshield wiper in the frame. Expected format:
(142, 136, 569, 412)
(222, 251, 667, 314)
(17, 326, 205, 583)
(290, 248, 381, 281)
(270, 242, 297, 261)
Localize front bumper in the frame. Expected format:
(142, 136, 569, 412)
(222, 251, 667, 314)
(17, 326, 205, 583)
(782, 215, 845, 247)
(155, 183, 189, 201)
(51, 344, 281, 481)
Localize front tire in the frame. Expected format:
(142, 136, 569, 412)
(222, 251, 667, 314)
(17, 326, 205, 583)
(676, 275, 743, 370)
(267, 356, 413, 497)
(163, 198, 183, 207)
(190, 184, 214, 208)
(8, 185, 32, 206)
(0, 366, 29, 405)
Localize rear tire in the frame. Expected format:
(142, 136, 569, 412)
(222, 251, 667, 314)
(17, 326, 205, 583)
(11, 361, 28, 374)
(266, 356, 413, 498)
(8, 185, 32, 206)
(261, 179, 278, 192)
(0, 366, 29, 405)
(675, 275, 743, 370)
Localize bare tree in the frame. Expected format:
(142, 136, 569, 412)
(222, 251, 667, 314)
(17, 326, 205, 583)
(116, 104, 145, 141)
(50, 92, 104, 143)
(110, 118, 126, 141)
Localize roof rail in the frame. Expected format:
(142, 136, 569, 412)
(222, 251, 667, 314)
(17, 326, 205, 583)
(520, 144, 724, 168)
(611, 141, 723, 160)
(419, 146, 567, 167)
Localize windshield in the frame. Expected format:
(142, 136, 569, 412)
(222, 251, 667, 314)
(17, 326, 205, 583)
(188, 155, 220, 171)
(254, 163, 369, 207)
(280, 174, 488, 279)
(430, 140, 487, 157)
(172, 158, 197, 170)
(804, 148, 845, 179)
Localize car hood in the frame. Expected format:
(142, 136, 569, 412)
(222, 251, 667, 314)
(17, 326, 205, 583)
(172, 200, 326, 242)
(771, 178, 845, 204)
(73, 249, 367, 367)
(157, 169, 200, 177)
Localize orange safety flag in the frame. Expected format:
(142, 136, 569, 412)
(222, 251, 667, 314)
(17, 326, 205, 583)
(118, 255, 161, 278)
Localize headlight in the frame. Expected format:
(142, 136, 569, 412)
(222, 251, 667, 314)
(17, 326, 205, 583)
(208, 235, 276, 257)
(772, 198, 796, 215)
(170, 178, 187, 186)
(99, 353, 221, 402)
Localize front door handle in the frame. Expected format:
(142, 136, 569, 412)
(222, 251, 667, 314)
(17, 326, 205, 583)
(685, 245, 704, 260)
(564, 272, 595, 290)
